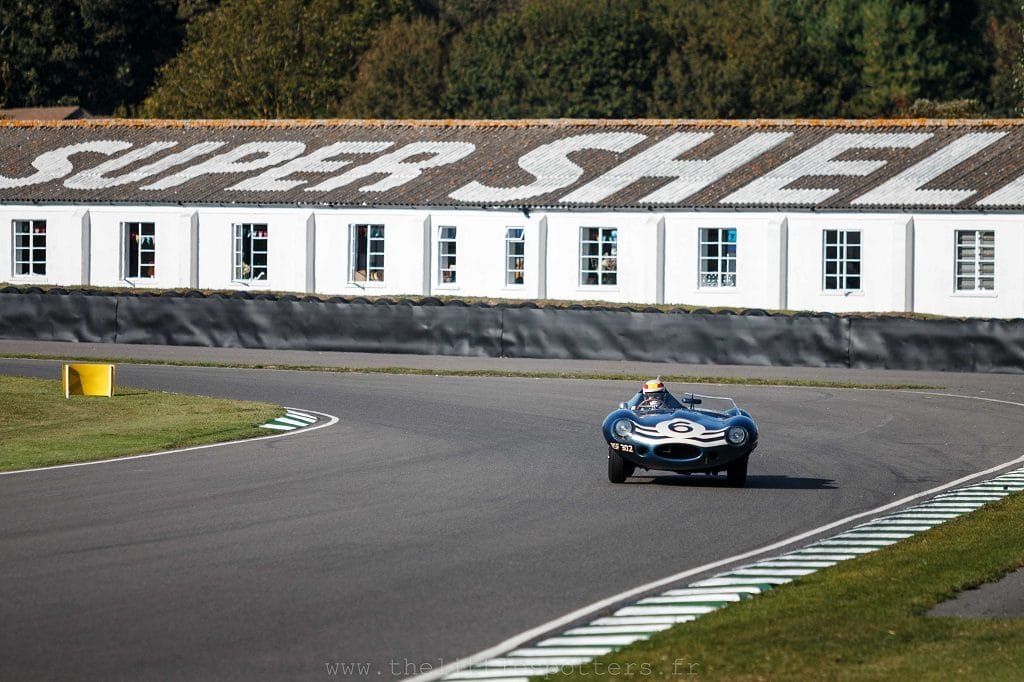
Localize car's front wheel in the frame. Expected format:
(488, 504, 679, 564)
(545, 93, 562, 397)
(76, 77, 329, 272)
(726, 455, 749, 487)
(608, 447, 635, 483)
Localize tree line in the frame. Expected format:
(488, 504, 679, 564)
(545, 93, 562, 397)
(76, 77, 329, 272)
(2, 0, 1022, 120)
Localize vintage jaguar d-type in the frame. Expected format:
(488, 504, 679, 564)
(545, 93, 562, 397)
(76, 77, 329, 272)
(602, 379, 758, 486)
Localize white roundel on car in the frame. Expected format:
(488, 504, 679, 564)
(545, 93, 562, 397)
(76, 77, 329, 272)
(633, 418, 728, 446)
(656, 419, 703, 439)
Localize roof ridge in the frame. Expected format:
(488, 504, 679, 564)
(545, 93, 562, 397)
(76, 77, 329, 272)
(3, 117, 1024, 129)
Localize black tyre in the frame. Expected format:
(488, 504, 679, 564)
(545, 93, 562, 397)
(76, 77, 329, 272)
(726, 455, 749, 487)
(608, 448, 635, 483)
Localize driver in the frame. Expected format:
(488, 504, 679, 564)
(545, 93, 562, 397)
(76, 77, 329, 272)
(634, 378, 682, 411)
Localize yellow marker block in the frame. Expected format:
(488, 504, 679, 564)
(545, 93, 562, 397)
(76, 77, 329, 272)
(63, 363, 116, 398)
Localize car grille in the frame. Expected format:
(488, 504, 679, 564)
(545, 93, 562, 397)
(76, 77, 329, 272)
(654, 444, 701, 459)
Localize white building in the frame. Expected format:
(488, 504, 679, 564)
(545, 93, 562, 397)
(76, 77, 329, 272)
(2, 119, 1022, 318)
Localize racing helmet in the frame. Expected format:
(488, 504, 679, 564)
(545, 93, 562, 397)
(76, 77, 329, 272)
(639, 378, 667, 409)
(642, 378, 666, 396)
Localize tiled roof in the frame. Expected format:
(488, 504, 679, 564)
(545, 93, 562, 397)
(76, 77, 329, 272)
(0, 106, 92, 121)
(0, 118, 1022, 211)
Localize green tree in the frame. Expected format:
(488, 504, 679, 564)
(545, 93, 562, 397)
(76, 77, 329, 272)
(340, 16, 449, 118)
(853, 0, 945, 115)
(142, 0, 418, 118)
(651, 0, 860, 118)
(973, 0, 1024, 115)
(0, 0, 182, 114)
(443, 0, 663, 118)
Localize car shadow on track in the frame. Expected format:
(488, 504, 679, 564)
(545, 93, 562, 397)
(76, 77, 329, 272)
(633, 474, 836, 490)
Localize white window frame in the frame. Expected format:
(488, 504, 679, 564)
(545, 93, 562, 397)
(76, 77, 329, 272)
(438, 226, 457, 285)
(698, 227, 737, 288)
(580, 226, 618, 287)
(122, 221, 156, 280)
(822, 229, 861, 292)
(233, 223, 269, 284)
(349, 224, 385, 283)
(505, 227, 525, 286)
(954, 230, 995, 293)
(12, 219, 46, 277)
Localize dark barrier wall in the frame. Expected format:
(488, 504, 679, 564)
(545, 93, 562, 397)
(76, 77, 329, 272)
(0, 291, 118, 343)
(500, 307, 851, 367)
(3, 288, 1024, 373)
(115, 296, 504, 356)
(848, 317, 1024, 374)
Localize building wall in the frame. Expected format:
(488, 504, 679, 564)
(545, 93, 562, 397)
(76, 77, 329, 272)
(3, 203, 1024, 318)
(786, 214, 913, 315)
(913, 213, 1024, 318)
(663, 214, 786, 310)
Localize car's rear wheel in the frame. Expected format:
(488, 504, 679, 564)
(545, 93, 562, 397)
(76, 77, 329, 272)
(726, 455, 749, 487)
(608, 447, 635, 483)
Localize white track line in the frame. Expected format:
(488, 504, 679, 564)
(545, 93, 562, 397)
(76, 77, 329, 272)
(408, 391, 1024, 682)
(0, 407, 338, 476)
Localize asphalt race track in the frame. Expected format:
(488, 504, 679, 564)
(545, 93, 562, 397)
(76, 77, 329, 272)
(2, 356, 1024, 680)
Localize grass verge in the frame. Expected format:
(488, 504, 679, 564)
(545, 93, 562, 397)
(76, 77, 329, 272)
(0, 374, 284, 472)
(538, 491, 1024, 681)
(0, 353, 937, 390)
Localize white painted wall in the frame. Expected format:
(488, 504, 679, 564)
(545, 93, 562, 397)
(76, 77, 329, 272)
(312, 209, 427, 297)
(4, 202, 1024, 318)
(0, 205, 85, 286)
(193, 207, 311, 293)
(913, 214, 1024, 318)
(663, 214, 787, 310)
(785, 213, 914, 315)
(543, 211, 660, 304)
(426, 210, 543, 300)
(86, 206, 198, 289)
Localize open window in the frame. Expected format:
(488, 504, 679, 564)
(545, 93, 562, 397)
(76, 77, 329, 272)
(123, 222, 156, 279)
(349, 224, 385, 282)
(233, 223, 268, 283)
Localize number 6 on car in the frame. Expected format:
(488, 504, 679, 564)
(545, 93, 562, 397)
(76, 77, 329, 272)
(602, 379, 759, 487)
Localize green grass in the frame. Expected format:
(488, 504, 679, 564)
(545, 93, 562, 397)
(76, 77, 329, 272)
(0, 374, 284, 471)
(537, 492, 1024, 681)
(0, 354, 937, 390)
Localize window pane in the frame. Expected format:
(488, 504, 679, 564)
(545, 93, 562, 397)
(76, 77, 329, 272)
(955, 230, 994, 292)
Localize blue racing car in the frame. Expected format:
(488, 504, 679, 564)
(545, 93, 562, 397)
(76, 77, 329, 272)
(602, 379, 759, 486)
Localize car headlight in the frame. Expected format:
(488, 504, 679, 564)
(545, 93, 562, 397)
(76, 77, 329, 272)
(612, 419, 634, 438)
(726, 426, 748, 445)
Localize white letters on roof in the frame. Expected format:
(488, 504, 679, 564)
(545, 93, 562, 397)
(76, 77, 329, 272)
(142, 142, 307, 190)
(450, 133, 644, 203)
(66, 142, 227, 189)
(721, 133, 931, 205)
(852, 132, 1006, 206)
(230, 141, 394, 192)
(307, 141, 475, 193)
(0, 140, 132, 188)
(561, 132, 791, 204)
(0, 120, 1022, 210)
